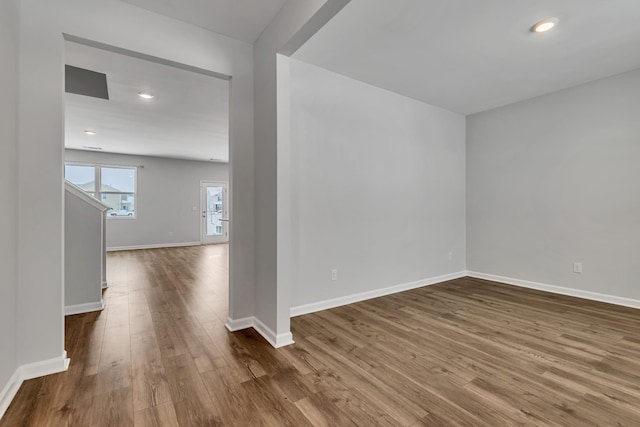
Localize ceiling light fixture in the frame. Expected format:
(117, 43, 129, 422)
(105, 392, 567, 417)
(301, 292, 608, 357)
(531, 18, 559, 33)
(84, 130, 97, 135)
(138, 92, 154, 99)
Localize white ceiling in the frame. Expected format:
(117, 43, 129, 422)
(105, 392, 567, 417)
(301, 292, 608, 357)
(65, 41, 229, 162)
(294, 0, 640, 115)
(119, 0, 288, 43)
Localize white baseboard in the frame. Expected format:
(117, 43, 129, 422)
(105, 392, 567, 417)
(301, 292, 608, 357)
(274, 331, 295, 348)
(0, 370, 21, 420)
(65, 301, 105, 316)
(20, 351, 70, 381)
(466, 271, 640, 310)
(253, 317, 295, 348)
(290, 271, 468, 317)
(225, 317, 295, 348)
(225, 316, 254, 332)
(107, 242, 201, 252)
(0, 352, 70, 419)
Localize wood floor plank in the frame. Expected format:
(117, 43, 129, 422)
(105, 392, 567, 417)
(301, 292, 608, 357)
(163, 353, 219, 425)
(87, 386, 134, 427)
(3, 244, 640, 426)
(294, 393, 359, 427)
(130, 329, 172, 411)
(133, 401, 180, 427)
(200, 368, 252, 426)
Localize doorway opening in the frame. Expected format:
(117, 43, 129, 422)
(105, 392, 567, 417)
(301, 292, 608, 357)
(62, 36, 233, 321)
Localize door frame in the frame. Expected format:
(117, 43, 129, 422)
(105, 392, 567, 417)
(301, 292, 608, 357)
(200, 180, 229, 244)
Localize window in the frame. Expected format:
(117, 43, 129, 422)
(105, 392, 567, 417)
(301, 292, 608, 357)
(65, 163, 137, 218)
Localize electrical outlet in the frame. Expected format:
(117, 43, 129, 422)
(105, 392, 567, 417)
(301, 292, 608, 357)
(331, 269, 338, 281)
(169, 231, 174, 237)
(573, 262, 582, 273)
(448, 251, 453, 261)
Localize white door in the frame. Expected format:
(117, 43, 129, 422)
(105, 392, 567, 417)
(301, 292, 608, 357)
(201, 181, 228, 244)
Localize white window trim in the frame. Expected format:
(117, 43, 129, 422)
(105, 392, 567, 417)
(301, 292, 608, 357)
(65, 161, 138, 220)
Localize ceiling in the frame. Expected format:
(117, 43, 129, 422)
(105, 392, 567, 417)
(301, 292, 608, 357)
(119, 0, 288, 43)
(293, 0, 640, 115)
(65, 41, 229, 162)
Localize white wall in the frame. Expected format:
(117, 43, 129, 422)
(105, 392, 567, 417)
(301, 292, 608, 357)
(64, 189, 105, 310)
(65, 150, 228, 249)
(254, 0, 348, 344)
(289, 59, 467, 309)
(467, 68, 640, 301)
(16, 0, 68, 373)
(0, 0, 19, 406)
(7, 0, 256, 397)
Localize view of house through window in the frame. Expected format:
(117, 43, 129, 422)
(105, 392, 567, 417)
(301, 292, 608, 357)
(65, 164, 137, 218)
(206, 185, 224, 236)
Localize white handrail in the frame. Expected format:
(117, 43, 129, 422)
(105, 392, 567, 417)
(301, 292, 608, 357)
(64, 180, 111, 212)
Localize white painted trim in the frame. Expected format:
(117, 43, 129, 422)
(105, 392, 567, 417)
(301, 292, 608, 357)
(64, 180, 110, 211)
(290, 271, 468, 317)
(0, 370, 21, 420)
(466, 271, 640, 310)
(20, 351, 70, 381)
(65, 301, 105, 316)
(274, 331, 295, 348)
(0, 352, 70, 419)
(252, 317, 277, 347)
(225, 316, 254, 332)
(253, 317, 295, 348)
(107, 242, 201, 252)
(101, 281, 108, 289)
(225, 317, 295, 348)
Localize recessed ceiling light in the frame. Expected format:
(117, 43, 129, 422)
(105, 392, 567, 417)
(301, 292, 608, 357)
(531, 18, 559, 33)
(84, 130, 97, 135)
(138, 92, 154, 99)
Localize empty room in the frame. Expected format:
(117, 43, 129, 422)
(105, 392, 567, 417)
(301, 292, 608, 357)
(1, 0, 639, 426)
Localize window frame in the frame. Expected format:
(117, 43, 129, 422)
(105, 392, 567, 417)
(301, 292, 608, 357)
(65, 162, 138, 220)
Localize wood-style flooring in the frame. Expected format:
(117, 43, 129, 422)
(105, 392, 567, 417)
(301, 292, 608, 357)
(2, 244, 640, 426)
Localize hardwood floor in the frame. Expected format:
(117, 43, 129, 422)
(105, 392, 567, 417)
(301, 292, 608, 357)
(2, 245, 640, 426)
